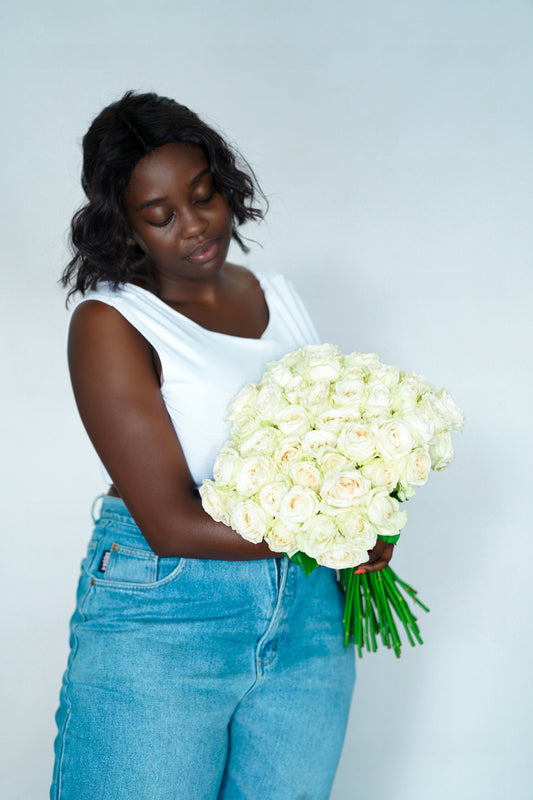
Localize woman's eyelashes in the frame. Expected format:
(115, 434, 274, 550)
(194, 191, 215, 207)
(151, 213, 175, 228)
(148, 191, 216, 227)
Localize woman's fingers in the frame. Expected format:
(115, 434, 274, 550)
(359, 540, 395, 573)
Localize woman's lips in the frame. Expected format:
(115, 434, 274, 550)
(187, 239, 219, 262)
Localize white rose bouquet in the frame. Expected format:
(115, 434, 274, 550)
(200, 344, 464, 656)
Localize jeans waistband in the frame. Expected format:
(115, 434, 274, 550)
(91, 494, 139, 528)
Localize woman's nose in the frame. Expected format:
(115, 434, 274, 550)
(180, 206, 207, 239)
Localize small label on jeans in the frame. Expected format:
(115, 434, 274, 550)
(98, 550, 111, 573)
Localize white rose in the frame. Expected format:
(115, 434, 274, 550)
(239, 426, 279, 458)
(231, 412, 261, 442)
(343, 352, 380, 373)
(361, 459, 399, 492)
(375, 419, 414, 460)
(364, 380, 392, 417)
(402, 409, 436, 447)
(255, 382, 286, 421)
(230, 500, 269, 543)
(418, 391, 450, 434)
(436, 388, 465, 432)
(318, 501, 346, 518)
(265, 361, 295, 388)
(227, 383, 258, 419)
(337, 423, 376, 464)
(429, 431, 455, 470)
(391, 375, 428, 410)
(279, 486, 320, 526)
(371, 363, 401, 388)
(333, 378, 367, 408)
(320, 450, 352, 474)
(283, 375, 306, 405)
(315, 407, 359, 432)
(403, 369, 431, 390)
(199, 481, 231, 525)
(367, 489, 408, 534)
(304, 381, 331, 415)
(265, 520, 300, 556)
(213, 445, 241, 485)
(302, 429, 337, 455)
(277, 405, 310, 437)
(302, 343, 340, 359)
(301, 515, 337, 557)
(289, 460, 322, 491)
(275, 436, 303, 466)
(400, 448, 431, 486)
(337, 510, 377, 550)
(316, 544, 369, 569)
(303, 344, 343, 381)
(258, 480, 290, 515)
(235, 455, 276, 496)
(273, 349, 301, 370)
(322, 470, 371, 508)
(395, 483, 416, 502)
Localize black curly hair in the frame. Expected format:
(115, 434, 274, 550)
(61, 91, 266, 300)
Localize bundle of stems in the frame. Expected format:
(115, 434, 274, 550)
(338, 567, 429, 657)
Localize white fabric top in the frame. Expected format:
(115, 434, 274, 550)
(74, 272, 320, 487)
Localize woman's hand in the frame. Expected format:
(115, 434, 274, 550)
(356, 538, 395, 574)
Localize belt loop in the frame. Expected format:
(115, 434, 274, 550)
(90, 494, 106, 523)
(275, 557, 281, 588)
(277, 556, 289, 593)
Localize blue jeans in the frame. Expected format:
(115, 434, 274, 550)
(51, 496, 355, 800)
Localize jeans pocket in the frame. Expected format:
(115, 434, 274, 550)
(85, 538, 188, 590)
(104, 542, 158, 584)
(156, 555, 185, 582)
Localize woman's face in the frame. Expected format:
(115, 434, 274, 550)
(123, 142, 233, 286)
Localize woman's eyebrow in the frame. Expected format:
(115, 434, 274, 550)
(136, 196, 168, 211)
(189, 167, 210, 187)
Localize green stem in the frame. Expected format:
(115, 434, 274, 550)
(368, 572, 391, 649)
(382, 568, 425, 647)
(382, 569, 415, 626)
(363, 577, 372, 652)
(373, 571, 402, 657)
(340, 566, 429, 657)
(389, 568, 430, 613)
(342, 570, 356, 646)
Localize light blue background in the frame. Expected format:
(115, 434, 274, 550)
(2, 1, 532, 798)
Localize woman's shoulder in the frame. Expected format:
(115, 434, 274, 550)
(67, 296, 156, 396)
(225, 263, 301, 316)
(68, 289, 152, 363)
(69, 286, 128, 328)
(225, 262, 260, 288)
(69, 281, 161, 328)
(225, 262, 290, 294)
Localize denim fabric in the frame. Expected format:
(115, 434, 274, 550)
(51, 496, 355, 800)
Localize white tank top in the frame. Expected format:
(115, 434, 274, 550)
(74, 272, 320, 487)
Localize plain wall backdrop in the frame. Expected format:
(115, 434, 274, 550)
(2, 1, 532, 798)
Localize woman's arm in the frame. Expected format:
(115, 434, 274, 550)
(68, 300, 279, 560)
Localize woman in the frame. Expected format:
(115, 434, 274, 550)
(51, 91, 393, 800)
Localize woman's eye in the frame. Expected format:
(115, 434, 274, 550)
(194, 191, 215, 207)
(150, 214, 175, 228)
